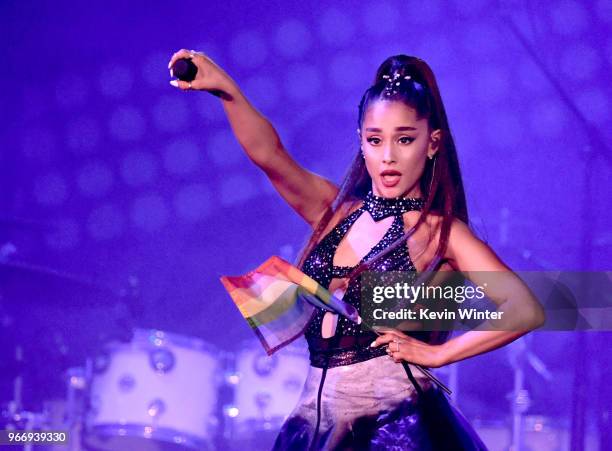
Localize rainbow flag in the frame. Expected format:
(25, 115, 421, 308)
(220, 255, 360, 355)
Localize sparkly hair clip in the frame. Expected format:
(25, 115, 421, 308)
(382, 72, 423, 96)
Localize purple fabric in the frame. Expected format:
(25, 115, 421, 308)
(271, 355, 488, 450)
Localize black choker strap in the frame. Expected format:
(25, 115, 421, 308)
(363, 191, 425, 221)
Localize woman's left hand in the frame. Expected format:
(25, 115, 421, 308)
(370, 328, 448, 368)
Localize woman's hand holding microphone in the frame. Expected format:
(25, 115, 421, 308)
(167, 49, 235, 99)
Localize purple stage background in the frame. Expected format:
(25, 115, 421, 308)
(1, 1, 611, 450)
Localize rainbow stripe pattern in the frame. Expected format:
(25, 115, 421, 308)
(220, 255, 359, 355)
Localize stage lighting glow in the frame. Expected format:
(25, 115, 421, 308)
(285, 63, 321, 101)
(21, 127, 57, 164)
(77, 161, 115, 198)
(397, 0, 442, 25)
(66, 116, 101, 155)
(99, 65, 133, 99)
(121, 150, 159, 187)
(435, 77, 470, 113)
(174, 183, 211, 223)
(416, 35, 454, 70)
(274, 19, 312, 59)
(244, 75, 281, 109)
(560, 43, 601, 82)
(56, 74, 89, 109)
(196, 95, 226, 124)
(45, 218, 80, 251)
(576, 88, 610, 124)
(131, 194, 169, 232)
(450, 0, 490, 17)
(163, 137, 202, 175)
(192, 41, 223, 61)
(220, 174, 258, 206)
(318, 8, 355, 47)
(362, 1, 399, 36)
(142, 51, 170, 87)
(207, 130, 244, 167)
(528, 99, 568, 139)
(330, 54, 366, 89)
(484, 110, 522, 148)
(153, 95, 190, 133)
(462, 23, 503, 57)
(516, 58, 550, 94)
(87, 203, 124, 241)
(472, 65, 511, 104)
(596, 0, 612, 23)
(230, 30, 268, 68)
(550, 0, 589, 36)
(109, 105, 146, 141)
(224, 406, 239, 418)
(34, 172, 68, 206)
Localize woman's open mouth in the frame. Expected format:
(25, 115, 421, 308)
(381, 170, 401, 187)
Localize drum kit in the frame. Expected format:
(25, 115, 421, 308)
(0, 252, 574, 451)
(1, 298, 310, 451)
(0, 222, 599, 450)
(0, 229, 311, 450)
(1, 326, 311, 450)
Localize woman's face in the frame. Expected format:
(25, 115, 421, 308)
(360, 100, 440, 199)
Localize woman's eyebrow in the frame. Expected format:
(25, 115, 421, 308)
(365, 126, 417, 132)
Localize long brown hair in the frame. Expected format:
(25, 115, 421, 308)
(296, 55, 468, 281)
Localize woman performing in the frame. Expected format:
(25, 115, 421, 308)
(168, 50, 545, 450)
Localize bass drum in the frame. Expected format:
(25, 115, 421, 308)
(84, 329, 220, 451)
(229, 338, 309, 449)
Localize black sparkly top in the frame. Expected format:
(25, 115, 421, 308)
(302, 191, 425, 368)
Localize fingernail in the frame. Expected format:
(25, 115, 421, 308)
(169, 80, 178, 87)
(370, 341, 377, 347)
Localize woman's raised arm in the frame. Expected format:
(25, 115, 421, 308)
(168, 49, 338, 228)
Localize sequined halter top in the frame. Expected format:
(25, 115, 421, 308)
(301, 191, 426, 368)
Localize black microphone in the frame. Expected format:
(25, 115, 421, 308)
(171, 58, 198, 82)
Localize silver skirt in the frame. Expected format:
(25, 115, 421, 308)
(271, 355, 487, 450)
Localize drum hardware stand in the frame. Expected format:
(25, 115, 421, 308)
(112, 275, 142, 343)
(2, 345, 47, 451)
(507, 336, 552, 451)
(2, 344, 23, 431)
(0, 247, 22, 422)
(65, 362, 91, 451)
(0, 292, 33, 447)
(220, 351, 240, 448)
(9, 336, 24, 417)
(254, 392, 274, 428)
(497, 3, 611, 450)
(24, 411, 47, 451)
